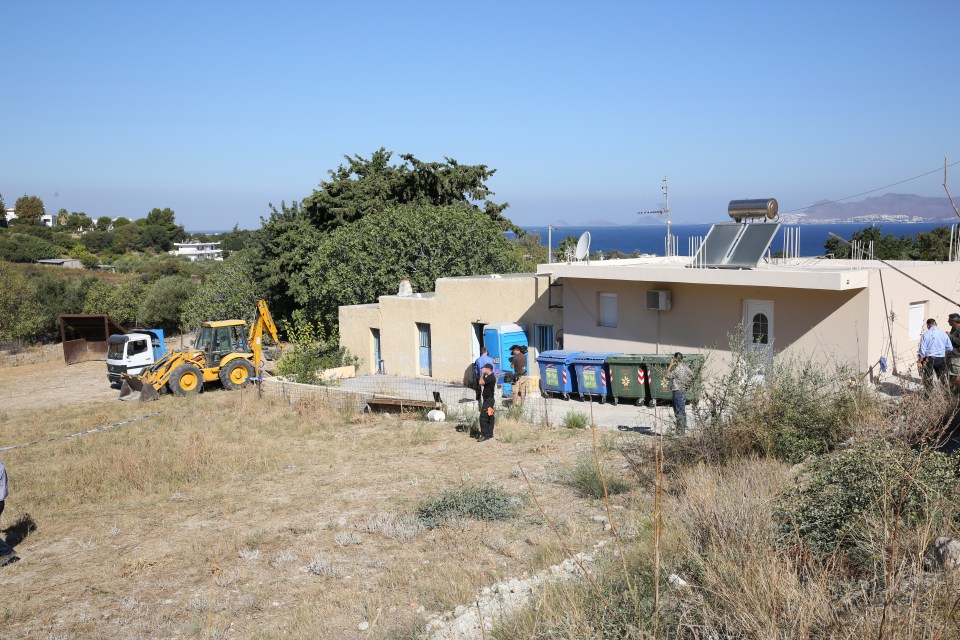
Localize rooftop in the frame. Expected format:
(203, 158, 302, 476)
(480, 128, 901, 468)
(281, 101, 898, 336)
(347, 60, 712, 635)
(536, 256, 950, 291)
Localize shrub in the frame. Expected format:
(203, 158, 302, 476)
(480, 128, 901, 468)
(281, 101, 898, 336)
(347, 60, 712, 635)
(774, 443, 960, 568)
(138, 275, 198, 330)
(562, 410, 590, 429)
(276, 310, 358, 385)
(416, 484, 521, 528)
(565, 453, 629, 499)
(0, 233, 59, 262)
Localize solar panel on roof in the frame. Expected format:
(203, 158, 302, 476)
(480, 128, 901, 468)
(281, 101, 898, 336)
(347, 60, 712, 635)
(692, 222, 781, 269)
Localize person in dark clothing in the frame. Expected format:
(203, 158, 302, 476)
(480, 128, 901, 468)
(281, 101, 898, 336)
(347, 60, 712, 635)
(473, 347, 494, 401)
(948, 313, 960, 388)
(477, 362, 497, 442)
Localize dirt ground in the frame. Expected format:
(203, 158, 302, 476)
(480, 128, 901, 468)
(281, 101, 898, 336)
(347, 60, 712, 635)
(0, 359, 119, 413)
(0, 357, 649, 639)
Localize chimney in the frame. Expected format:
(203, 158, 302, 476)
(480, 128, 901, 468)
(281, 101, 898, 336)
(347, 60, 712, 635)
(398, 278, 413, 297)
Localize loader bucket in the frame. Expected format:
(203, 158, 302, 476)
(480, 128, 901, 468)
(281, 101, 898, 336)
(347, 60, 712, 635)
(119, 375, 160, 402)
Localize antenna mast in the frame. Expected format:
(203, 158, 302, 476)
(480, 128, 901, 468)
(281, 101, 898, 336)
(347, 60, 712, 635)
(637, 176, 673, 256)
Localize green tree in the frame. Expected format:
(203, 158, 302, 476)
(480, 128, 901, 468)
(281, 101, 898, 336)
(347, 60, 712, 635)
(57, 208, 68, 226)
(139, 275, 198, 330)
(302, 148, 512, 233)
(30, 271, 96, 336)
(289, 203, 523, 329)
(14, 195, 45, 225)
(111, 223, 148, 252)
(0, 233, 60, 262)
(252, 200, 323, 319)
(68, 244, 99, 268)
(181, 251, 263, 331)
(95, 216, 113, 231)
(112, 216, 131, 228)
(0, 193, 5, 212)
(66, 212, 93, 231)
(82, 278, 146, 325)
(0, 262, 44, 341)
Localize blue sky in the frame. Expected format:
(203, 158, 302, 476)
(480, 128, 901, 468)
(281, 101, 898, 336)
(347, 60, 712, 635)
(2, 1, 958, 230)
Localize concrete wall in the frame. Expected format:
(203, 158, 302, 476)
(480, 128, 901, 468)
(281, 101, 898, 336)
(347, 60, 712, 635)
(339, 274, 562, 383)
(864, 262, 960, 380)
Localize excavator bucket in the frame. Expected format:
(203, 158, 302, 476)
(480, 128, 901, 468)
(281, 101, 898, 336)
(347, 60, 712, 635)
(118, 375, 160, 402)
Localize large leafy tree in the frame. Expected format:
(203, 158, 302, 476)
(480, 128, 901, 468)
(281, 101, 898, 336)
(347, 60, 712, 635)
(0, 262, 44, 341)
(288, 203, 523, 329)
(139, 275, 198, 330)
(14, 195, 45, 225)
(181, 251, 263, 331)
(301, 148, 512, 233)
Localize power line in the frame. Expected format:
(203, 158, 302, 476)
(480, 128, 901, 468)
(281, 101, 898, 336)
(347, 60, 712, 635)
(782, 160, 960, 214)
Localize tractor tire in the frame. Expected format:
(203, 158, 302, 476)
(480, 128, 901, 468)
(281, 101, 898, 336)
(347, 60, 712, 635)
(220, 359, 255, 391)
(170, 364, 203, 397)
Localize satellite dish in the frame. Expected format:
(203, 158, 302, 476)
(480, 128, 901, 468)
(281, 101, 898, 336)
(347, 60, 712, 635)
(575, 231, 591, 261)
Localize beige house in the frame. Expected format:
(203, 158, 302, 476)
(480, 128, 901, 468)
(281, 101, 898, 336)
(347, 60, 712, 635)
(338, 273, 562, 383)
(538, 255, 960, 382)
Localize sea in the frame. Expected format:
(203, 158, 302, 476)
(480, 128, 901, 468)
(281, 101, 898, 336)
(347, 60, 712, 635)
(520, 222, 957, 258)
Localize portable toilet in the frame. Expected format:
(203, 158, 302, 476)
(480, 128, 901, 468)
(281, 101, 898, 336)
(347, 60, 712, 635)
(483, 322, 528, 397)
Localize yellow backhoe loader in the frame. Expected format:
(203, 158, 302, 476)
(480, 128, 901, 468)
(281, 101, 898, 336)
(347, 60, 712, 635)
(119, 299, 280, 401)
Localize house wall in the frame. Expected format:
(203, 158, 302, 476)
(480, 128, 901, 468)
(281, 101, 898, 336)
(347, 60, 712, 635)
(338, 274, 561, 382)
(560, 277, 869, 375)
(865, 262, 960, 380)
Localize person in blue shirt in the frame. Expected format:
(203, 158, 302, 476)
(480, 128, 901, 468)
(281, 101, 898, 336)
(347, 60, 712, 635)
(918, 318, 953, 387)
(473, 348, 494, 401)
(0, 461, 18, 567)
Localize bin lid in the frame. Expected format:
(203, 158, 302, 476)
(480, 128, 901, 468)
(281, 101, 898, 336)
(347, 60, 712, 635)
(606, 354, 647, 364)
(571, 352, 623, 364)
(536, 350, 583, 364)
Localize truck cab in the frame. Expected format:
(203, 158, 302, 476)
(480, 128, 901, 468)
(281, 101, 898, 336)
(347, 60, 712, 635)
(107, 329, 166, 385)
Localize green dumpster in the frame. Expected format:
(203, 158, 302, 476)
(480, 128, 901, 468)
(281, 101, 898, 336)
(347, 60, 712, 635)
(606, 355, 648, 406)
(643, 354, 705, 405)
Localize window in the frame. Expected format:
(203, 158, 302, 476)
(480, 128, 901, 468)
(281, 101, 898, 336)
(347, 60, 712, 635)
(535, 324, 554, 355)
(129, 339, 148, 355)
(599, 293, 618, 328)
(750, 313, 769, 345)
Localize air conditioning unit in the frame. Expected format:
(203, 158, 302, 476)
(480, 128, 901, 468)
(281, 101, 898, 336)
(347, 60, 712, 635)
(645, 290, 672, 311)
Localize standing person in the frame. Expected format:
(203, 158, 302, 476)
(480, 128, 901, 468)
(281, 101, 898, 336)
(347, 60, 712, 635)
(947, 313, 960, 388)
(509, 345, 528, 404)
(0, 461, 17, 567)
(666, 353, 693, 434)
(918, 318, 952, 387)
(473, 347, 494, 401)
(477, 362, 497, 442)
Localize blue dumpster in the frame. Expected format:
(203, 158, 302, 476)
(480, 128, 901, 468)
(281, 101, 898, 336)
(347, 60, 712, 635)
(536, 350, 582, 401)
(571, 352, 623, 403)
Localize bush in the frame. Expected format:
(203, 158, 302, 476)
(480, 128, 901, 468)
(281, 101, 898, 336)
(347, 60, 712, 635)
(0, 262, 44, 342)
(138, 276, 198, 330)
(276, 311, 358, 385)
(562, 411, 590, 429)
(565, 453, 630, 499)
(774, 443, 960, 568)
(416, 484, 521, 528)
(0, 233, 60, 262)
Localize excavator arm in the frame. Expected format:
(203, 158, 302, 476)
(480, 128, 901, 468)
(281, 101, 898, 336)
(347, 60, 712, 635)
(249, 299, 280, 369)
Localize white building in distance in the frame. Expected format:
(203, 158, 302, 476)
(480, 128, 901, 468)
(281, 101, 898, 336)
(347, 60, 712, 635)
(171, 241, 223, 261)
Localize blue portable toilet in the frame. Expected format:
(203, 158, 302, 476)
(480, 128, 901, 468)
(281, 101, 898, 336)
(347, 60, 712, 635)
(571, 351, 623, 403)
(483, 322, 528, 397)
(536, 350, 583, 400)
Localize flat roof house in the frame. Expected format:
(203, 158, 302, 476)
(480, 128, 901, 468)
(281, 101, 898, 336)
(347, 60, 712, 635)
(538, 254, 960, 382)
(338, 273, 562, 383)
(171, 241, 223, 261)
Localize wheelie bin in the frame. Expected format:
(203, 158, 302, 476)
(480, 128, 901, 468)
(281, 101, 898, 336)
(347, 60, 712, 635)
(606, 354, 649, 406)
(536, 350, 582, 400)
(571, 351, 623, 403)
(643, 354, 705, 405)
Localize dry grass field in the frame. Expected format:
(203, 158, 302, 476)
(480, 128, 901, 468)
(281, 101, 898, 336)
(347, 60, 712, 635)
(0, 363, 647, 639)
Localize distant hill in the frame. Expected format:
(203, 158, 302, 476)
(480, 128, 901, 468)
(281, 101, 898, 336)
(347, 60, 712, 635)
(784, 193, 959, 224)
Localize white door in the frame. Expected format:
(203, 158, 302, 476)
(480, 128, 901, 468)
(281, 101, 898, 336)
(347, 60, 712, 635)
(909, 302, 926, 341)
(744, 300, 774, 354)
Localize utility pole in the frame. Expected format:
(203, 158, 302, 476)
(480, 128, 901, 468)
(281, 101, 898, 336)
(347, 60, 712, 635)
(637, 177, 672, 256)
(547, 225, 554, 264)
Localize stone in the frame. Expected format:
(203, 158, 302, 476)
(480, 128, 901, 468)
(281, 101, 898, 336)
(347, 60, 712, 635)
(924, 536, 960, 571)
(358, 621, 369, 631)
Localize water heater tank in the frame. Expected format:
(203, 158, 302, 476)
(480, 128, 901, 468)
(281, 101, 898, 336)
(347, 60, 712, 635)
(728, 198, 778, 222)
